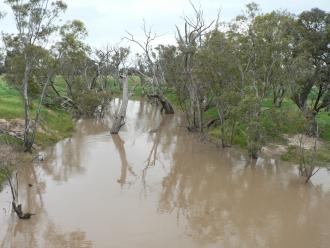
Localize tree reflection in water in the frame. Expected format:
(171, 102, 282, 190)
(1, 100, 330, 248)
(112, 134, 136, 188)
(0, 164, 92, 248)
(158, 132, 330, 247)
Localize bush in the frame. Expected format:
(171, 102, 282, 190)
(75, 90, 111, 117)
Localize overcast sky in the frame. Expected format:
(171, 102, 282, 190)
(0, 0, 329, 52)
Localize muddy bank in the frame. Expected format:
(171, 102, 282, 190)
(1, 100, 330, 248)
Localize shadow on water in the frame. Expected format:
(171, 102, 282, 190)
(1, 99, 330, 248)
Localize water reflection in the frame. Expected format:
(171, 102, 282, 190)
(112, 134, 136, 188)
(1, 99, 330, 248)
(0, 164, 92, 248)
(159, 133, 330, 247)
(1, 211, 91, 248)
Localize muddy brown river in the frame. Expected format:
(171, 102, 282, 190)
(1, 100, 330, 248)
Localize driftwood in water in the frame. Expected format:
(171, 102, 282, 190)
(111, 75, 129, 134)
(147, 94, 174, 114)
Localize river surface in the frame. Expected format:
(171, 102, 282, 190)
(1, 100, 330, 248)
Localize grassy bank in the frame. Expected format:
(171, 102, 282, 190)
(0, 76, 74, 145)
(0, 76, 74, 184)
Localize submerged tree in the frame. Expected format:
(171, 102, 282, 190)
(0, 146, 35, 219)
(297, 124, 324, 183)
(111, 73, 129, 134)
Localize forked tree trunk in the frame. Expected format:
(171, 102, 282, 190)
(111, 75, 129, 134)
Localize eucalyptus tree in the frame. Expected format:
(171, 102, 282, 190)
(109, 46, 130, 90)
(56, 20, 107, 116)
(195, 29, 241, 147)
(95, 45, 112, 90)
(290, 8, 330, 136)
(57, 20, 89, 100)
(3, 0, 67, 151)
(221, 3, 296, 158)
(95, 46, 130, 92)
(175, 3, 215, 132)
(252, 11, 294, 107)
(103, 46, 130, 134)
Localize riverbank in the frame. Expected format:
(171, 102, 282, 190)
(0, 76, 74, 185)
(126, 78, 330, 165)
(1, 99, 330, 247)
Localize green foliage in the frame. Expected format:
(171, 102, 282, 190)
(75, 90, 104, 117)
(281, 144, 330, 165)
(318, 113, 330, 141)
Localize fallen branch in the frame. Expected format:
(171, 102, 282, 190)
(147, 94, 174, 114)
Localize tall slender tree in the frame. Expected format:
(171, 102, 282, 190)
(4, 0, 67, 151)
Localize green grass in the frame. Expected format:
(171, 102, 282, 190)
(318, 112, 330, 141)
(0, 171, 7, 190)
(281, 144, 330, 166)
(35, 107, 74, 146)
(0, 76, 24, 119)
(53, 76, 67, 96)
(0, 76, 75, 187)
(0, 76, 74, 147)
(203, 96, 330, 157)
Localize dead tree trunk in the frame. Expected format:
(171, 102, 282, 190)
(147, 94, 174, 114)
(111, 75, 129, 134)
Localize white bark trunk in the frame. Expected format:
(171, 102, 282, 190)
(23, 60, 31, 151)
(111, 76, 129, 134)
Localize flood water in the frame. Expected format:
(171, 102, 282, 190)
(1, 100, 330, 248)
